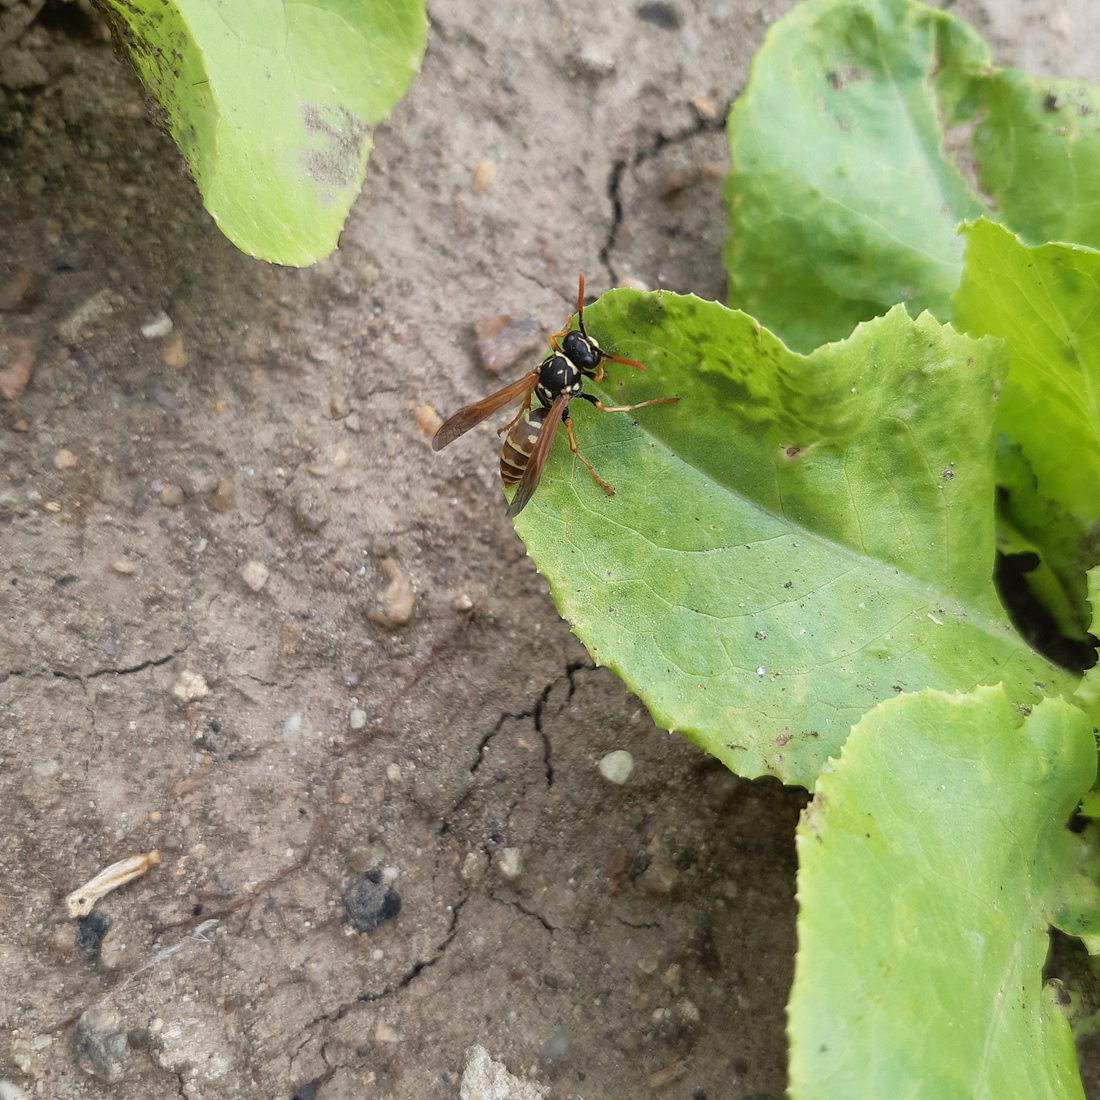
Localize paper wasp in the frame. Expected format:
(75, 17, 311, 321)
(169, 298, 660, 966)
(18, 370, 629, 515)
(432, 274, 678, 518)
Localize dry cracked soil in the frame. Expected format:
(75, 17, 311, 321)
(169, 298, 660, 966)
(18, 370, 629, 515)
(2, 0, 1100, 1098)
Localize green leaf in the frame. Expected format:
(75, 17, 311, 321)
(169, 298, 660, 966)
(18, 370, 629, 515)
(722, 0, 988, 352)
(511, 290, 1077, 787)
(723, 0, 1100, 354)
(1054, 822, 1100, 957)
(954, 220, 1100, 634)
(789, 686, 1095, 1100)
(1009, 566, 1100, 954)
(959, 70, 1100, 251)
(101, 0, 427, 265)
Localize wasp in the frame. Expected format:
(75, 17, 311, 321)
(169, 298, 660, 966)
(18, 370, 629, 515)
(432, 274, 678, 518)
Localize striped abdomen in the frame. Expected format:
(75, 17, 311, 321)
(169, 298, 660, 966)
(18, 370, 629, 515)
(500, 406, 548, 487)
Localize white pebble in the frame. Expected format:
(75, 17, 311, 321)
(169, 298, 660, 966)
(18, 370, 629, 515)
(497, 847, 523, 880)
(140, 311, 174, 339)
(598, 750, 635, 785)
(348, 708, 367, 730)
(241, 560, 269, 592)
(172, 671, 208, 702)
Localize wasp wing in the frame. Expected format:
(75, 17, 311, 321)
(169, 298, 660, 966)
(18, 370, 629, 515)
(505, 393, 568, 519)
(432, 369, 539, 452)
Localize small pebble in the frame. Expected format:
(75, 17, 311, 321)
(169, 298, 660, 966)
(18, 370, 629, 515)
(294, 486, 329, 531)
(374, 1022, 398, 1043)
(386, 762, 401, 781)
(637, 954, 659, 975)
(140, 311, 173, 339)
(160, 333, 188, 370)
(160, 484, 184, 507)
(331, 442, 351, 469)
(9, 1038, 33, 1076)
(348, 708, 367, 731)
(111, 558, 136, 575)
(44, 501, 60, 512)
(575, 41, 616, 76)
(598, 749, 635, 785)
(663, 963, 683, 993)
(75, 1007, 131, 1084)
(0, 337, 37, 401)
(172, 670, 208, 702)
(99, 930, 127, 970)
(416, 405, 442, 436)
(345, 870, 401, 933)
(241, 560, 269, 592)
(330, 394, 348, 417)
(0, 1079, 31, 1100)
(451, 593, 473, 612)
(212, 477, 234, 513)
(473, 313, 540, 374)
(497, 847, 523, 880)
(370, 558, 414, 626)
(461, 1046, 549, 1100)
(345, 412, 361, 432)
(471, 158, 497, 192)
(691, 94, 719, 121)
(53, 448, 77, 469)
(461, 851, 487, 882)
(641, 863, 679, 897)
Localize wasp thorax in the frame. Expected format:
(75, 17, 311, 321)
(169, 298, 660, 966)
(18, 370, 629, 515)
(561, 329, 602, 373)
(536, 352, 582, 404)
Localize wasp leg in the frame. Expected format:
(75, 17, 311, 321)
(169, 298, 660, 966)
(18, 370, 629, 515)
(583, 395, 679, 414)
(496, 390, 534, 436)
(565, 415, 614, 497)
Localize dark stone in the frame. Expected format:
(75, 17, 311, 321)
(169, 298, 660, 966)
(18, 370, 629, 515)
(75, 908, 110, 957)
(345, 870, 401, 933)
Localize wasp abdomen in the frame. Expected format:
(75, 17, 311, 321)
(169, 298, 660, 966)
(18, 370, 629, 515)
(500, 406, 548, 487)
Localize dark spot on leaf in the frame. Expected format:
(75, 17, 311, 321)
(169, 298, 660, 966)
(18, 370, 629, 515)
(941, 469, 954, 480)
(1044, 91, 1060, 111)
(826, 65, 867, 91)
(782, 581, 793, 589)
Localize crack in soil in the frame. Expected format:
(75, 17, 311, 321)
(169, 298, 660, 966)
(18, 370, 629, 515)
(307, 892, 471, 1032)
(600, 108, 734, 285)
(46, 647, 184, 682)
(511, 896, 557, 934)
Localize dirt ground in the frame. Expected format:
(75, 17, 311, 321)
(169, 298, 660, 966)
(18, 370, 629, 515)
(2, 1, 1099, 1098)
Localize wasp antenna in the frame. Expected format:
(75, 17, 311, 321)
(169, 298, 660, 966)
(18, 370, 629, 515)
(605, 352, 647, 371)
(576, 272, 586, 336)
